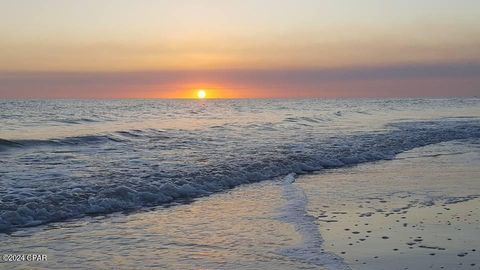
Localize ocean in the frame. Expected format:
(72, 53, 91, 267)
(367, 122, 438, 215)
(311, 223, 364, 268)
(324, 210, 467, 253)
(1, 98, 479, 269)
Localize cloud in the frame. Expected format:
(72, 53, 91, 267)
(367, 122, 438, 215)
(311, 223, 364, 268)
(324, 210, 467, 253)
(1, 62, 479, 98)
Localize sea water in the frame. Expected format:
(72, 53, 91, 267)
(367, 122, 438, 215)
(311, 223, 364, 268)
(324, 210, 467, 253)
(0, 98, 479, 232)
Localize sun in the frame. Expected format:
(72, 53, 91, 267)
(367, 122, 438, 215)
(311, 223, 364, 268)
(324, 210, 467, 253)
(197, 89, 206, 99)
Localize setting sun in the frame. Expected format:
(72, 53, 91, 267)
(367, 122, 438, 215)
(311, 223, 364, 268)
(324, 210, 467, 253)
(197, 89, 206, 99)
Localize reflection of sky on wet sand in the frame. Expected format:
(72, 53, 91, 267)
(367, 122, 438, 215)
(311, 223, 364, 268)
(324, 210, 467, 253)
(301, 140, 480, 269)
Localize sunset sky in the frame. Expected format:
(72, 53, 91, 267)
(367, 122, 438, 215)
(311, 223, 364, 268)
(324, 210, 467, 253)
(1, 0, 479, 98)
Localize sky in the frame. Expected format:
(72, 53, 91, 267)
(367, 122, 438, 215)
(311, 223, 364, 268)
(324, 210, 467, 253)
(1, 0, 479, 98)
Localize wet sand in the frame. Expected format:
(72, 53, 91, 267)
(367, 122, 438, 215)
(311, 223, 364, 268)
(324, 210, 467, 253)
(299, 139, 480, 270)
(317, 198, 480, 270)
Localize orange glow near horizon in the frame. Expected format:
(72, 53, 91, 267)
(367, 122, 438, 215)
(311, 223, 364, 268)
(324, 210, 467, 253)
(158, 87, 219, 99)
(164, 84, 286, 99)
(164, 83, 251, 99)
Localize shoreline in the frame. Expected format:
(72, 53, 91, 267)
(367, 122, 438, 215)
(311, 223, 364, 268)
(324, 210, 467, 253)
(0, 139, 479, 269)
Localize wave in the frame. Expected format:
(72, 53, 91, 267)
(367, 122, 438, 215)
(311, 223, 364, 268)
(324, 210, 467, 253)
(0, 129, 173, 152)
(0, 119, 479, 232)
(0, 134, 129, 151)
(0, 138, 22, 150)
(55, 118, 100, 125)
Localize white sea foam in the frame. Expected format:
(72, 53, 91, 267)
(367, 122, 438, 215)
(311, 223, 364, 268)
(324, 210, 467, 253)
(278, 173, 351, 269)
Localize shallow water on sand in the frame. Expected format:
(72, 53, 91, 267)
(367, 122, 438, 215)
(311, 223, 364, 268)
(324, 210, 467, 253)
(0, 181, 318, 269)
(1, 139, 478, 269)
